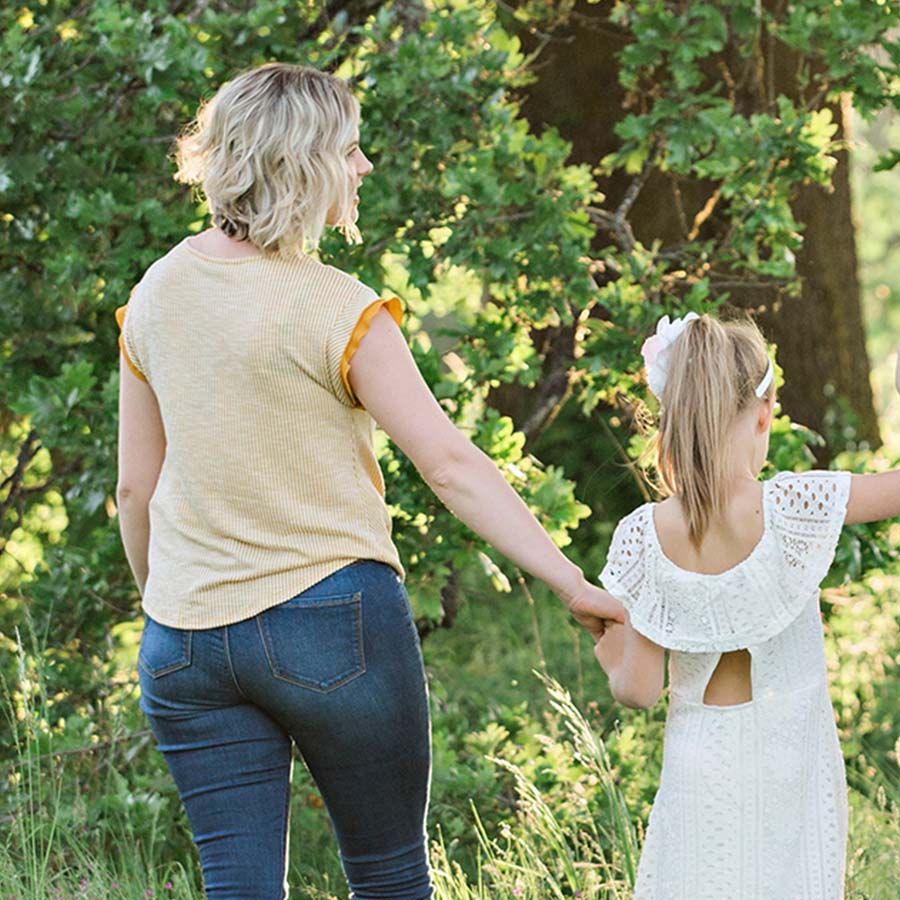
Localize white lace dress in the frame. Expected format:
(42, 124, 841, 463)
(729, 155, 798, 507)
(600, 470, 851, 900)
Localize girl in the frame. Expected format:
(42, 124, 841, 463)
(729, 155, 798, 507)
(116, 63, 623, 900)
(594, 312, 899, 900)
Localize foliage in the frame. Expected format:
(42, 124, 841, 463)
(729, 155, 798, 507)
(0, 0, 897, 632)
(855, 110, 900, 428)
(3, 0, 899, 634)
(581, 0, 900, 398)
(2, 1, 900, 897)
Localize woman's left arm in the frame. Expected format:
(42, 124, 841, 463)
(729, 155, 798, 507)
(349, 309, 625, 635)
(117, 355, 166, 594)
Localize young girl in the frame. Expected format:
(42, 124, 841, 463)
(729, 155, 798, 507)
(594, 312, 899, 900)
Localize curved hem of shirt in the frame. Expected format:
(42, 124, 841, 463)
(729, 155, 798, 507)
(340, 296, 404, 407)
(141, 555, 406, 630)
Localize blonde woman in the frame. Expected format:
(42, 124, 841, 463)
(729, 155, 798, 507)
(594, 313, 900, 899)
(115, 63, 623, 900)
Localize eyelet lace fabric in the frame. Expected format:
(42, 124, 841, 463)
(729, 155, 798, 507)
(601, 470, 851, 900)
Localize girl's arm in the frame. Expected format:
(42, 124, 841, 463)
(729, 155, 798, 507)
(593, 613, 666, 709)
(349, 309, 625, 635)
(117, 355, 166, 594)
(841, 346, 900, 525)
(845, 472, 900, 525)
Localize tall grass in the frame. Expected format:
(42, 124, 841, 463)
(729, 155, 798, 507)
(846, 767, 900, 899)
(0, 628, 196, 899)
(430, 675, 639, 900)
(3, 625, 899, 899)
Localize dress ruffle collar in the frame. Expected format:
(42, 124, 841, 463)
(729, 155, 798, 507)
(600, 471, 851, 652)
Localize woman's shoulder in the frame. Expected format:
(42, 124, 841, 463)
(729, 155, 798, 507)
(133, 234, 221, 282)
(254, 249, 378, 305)
(311, 258, 378, 302)
(135, 237, 377, 299)
(126, 239, 194, 302)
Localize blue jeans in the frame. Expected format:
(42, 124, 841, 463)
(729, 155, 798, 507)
(138, 561, 433, 900)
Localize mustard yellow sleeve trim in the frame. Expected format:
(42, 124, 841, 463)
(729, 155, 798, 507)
(340, 296, 404, 407)
(115, 303, 148, 383)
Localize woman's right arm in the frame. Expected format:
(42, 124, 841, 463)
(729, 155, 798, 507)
(348, 309, 624, 635)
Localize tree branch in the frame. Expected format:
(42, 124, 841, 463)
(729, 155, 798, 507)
(521, 351, 574, 450)
(687, 187, 721, 240)
(615, 139, 659, 223)
(669, 174, 690, 240)
(0, 430, 40, 528)
(415, 569, 461, 640)
(586, 140, 659, 253)
(586, 206, 636, 253)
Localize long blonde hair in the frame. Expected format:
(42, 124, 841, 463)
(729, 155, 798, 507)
(654, 315, 774, 548)
(175, 63, 361, 255)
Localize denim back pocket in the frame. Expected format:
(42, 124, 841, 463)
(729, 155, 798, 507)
(257, 591, 365, 692)
(139, 617, 192, 679)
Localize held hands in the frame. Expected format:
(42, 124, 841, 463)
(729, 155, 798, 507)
(562, 580, 626, 640)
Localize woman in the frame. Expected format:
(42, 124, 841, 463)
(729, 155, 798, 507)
(116, 62, 622, 900)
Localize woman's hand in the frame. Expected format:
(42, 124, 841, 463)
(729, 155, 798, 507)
(561, 582, 626, 640)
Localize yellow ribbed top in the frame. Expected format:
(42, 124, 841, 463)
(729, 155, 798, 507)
(117, 237, 404, 629)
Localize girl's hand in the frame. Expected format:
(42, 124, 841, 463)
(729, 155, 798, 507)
(593, 622, 625, 671)
(592, 612, 666, 709)
(563, 583, 626, 640)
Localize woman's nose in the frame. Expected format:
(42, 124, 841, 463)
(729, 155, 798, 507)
(357, 151, 373, 177)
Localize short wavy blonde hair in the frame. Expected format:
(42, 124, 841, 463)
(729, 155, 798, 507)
(175, 63, 361, 255)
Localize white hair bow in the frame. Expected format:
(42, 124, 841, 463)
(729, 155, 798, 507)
(640, 313, 699, 399)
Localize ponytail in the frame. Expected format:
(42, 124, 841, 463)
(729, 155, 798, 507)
(654, 316, 772, 548)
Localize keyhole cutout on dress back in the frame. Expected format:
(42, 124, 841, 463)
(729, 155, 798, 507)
(702, 649, 753, 707)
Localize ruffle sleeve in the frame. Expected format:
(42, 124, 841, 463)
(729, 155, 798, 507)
(325, 286, 403, 409)
(339, 296, 403, 407)
(766, 469, 851, 598)
(599, 504, 653, 612)
(115, 287, 148, 382)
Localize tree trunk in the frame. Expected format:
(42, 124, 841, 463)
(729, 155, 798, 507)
(507, 0, 880, 456)
(758, 99, 880, 452)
